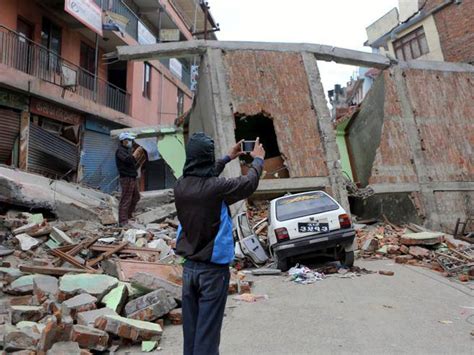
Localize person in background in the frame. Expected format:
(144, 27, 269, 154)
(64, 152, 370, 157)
(174, 133, 265, 355)
(116, 132, 141, 227)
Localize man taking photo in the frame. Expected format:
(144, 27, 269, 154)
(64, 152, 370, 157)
(174, 133, 265, 355)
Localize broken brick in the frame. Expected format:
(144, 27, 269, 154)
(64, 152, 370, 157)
(386, 245, 400, 255)
(400, 232, 444, 246)
(101, 283, 128, 313)
(58, 274, 118, 301)
(408, 246, 431, 259)
(458, 274, 469, 282)
(131, 272, 181, 302)
(46, 341, 91, 355)
(167, 308, 182, 325)
(10, 306, 45, 325)
(33, 275, 59, 303)
(6, 275, 37, 295)
(70, 324, 109, 351)
(37, 316, 72, 353)
(77, 308, 117, 328)
(378, 270, 395, 276)
(95, 314, 163, 342)
(0, 267, 24, 283)
(399, 245, 410, 254)
(395, 255, 414, 264)
(61, 294, 97, 319)
(3, 324, 41, 352)
(362, 238, 379, 253)
(125, 289, 177, 322)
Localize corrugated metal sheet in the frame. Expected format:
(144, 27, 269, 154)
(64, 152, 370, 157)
(0, 107, 20, 164)
(28, 123, 78, 178)
(81, 129, 119, 193)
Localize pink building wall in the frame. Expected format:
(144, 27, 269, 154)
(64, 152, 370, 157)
(1, 0, 193, 128)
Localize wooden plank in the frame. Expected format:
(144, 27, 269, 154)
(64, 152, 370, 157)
(87, 241, 128, 267)
(56, 235, 101, 267)
(19, 265, 96, 276)
(89, 244, 161, 255)
(50, 249, 96, 272)
(115, 259, 182, 283)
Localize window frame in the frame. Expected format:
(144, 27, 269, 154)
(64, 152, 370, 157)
(143, 62, 152, 99)
(393, 26, 429, 61)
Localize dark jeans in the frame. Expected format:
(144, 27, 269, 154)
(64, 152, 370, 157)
(182, 260, 230, 355)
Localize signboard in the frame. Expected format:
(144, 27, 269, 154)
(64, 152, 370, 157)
(138, 22, 156, 45)
(0, 88, 29, 111)
(65, 0, 103, 36)
(160, 29, 180, 42)
(30, 98, 83, 125)
(169, 58, 182, 80)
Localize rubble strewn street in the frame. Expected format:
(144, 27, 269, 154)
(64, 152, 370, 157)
(0, 166, 472, 353)
(0, 170, 255, 353)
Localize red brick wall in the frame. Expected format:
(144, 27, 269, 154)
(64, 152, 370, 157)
(420, 0, 474, 63)
(369, 68, 474, 186)
(222, 50, 329, 177)
(404, 69, 474, 181)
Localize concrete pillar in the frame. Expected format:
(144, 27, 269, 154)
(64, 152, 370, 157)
(301, 52, 350, 212)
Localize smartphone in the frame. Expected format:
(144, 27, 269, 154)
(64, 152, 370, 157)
(241, 140, 256, 153)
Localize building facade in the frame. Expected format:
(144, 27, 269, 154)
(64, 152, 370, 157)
(0, 0, 217, 192)
(365, 0, 473, 64)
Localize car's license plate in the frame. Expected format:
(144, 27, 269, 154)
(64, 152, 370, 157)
(298, 222, 329, 233)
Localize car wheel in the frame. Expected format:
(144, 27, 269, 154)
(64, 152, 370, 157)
(340, 250, 354, 268)
(274, 253, 289, 272)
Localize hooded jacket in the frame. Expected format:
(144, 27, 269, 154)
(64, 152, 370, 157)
(174, 133, 263, 265)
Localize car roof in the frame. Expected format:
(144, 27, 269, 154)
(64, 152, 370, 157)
(270, 190, 334, 204)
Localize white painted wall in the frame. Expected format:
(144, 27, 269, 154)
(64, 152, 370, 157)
(398, 0, 419, 22)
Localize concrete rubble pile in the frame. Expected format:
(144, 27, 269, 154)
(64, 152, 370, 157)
(355, 222, 474, 282)
(0, 173, 253, 353)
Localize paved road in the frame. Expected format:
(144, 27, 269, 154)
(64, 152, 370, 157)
(159, 260, 473, 355)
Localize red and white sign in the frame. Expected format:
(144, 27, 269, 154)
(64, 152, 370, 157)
(65, 0, 103, 36)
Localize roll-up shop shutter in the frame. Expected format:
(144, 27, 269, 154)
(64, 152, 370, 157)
(81, 129, 119, 193)
(0, 107, 20, 165)
(28, 123, 78, 178)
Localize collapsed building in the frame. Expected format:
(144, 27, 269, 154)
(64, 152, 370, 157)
(100, 41, 474, 231)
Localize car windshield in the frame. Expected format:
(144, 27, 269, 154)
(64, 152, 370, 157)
(276, 192, 339, 221)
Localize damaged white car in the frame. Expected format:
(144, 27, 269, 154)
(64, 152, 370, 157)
(268, 191, 355, 271)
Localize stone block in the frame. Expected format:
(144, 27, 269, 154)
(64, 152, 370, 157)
(131, 272, 182, 302)
(58, 274, 118, 301)
(399, 245, 410, 254)
(10, 306, 45, 325)
(77, 308, 117, 328)
(101, 283, 128, 313)
(125, 289, 177, 321)
(70, 325, 109, 351)
(61, 293, 97, 318)
(95, 314, 162, 342)
(33, 275, 59, 303)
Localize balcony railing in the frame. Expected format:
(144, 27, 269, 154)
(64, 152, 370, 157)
(95, 0, 139, 41)
(0, 25, 130, 115)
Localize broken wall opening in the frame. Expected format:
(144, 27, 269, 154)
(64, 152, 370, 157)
(234, 113, 289, 179)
